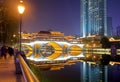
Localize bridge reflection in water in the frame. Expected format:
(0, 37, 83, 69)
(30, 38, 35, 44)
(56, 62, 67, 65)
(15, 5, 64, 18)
(22, 41, 84, 61)
(27, 53, 120, 82)
(21, 41, 120, 82)
(29, 58, 120, 82)
(28, 57, 120, 82)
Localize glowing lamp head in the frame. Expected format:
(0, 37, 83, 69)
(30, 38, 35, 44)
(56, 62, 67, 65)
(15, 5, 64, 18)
(18, 1, 25, 14)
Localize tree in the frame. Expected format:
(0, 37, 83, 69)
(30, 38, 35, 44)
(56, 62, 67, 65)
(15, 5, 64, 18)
(100, 36, 110, 48)
(0, 0, 19, 45)
(100, 36, 111, 65)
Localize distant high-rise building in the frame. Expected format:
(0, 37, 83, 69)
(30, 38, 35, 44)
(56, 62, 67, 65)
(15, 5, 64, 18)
(80, 0, 107, 37)
(107, 17, 113, 36)
(116, 26, 120, 36)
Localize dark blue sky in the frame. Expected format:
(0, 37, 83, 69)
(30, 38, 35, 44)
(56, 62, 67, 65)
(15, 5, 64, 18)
(23, 0, 120, 36)
(107, 0, 120, 31)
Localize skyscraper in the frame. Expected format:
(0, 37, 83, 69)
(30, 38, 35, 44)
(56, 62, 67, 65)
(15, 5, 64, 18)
(107, 17, 113, 36)
(80, 0, 107, 37)
(116, 26, 120, 36)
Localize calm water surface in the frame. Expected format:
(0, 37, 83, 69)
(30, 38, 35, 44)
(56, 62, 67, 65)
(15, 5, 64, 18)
(39, 62, 120, 82)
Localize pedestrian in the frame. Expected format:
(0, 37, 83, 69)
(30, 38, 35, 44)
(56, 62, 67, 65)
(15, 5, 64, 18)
(8, 47, 14, 57)
(1, 46, 8, 59)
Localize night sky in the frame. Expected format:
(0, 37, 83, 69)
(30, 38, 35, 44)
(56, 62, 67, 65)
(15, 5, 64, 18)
(22, 0, 120, 36)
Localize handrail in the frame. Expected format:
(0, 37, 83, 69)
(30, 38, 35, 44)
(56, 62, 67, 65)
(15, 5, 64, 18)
(18, 55, 40, 82)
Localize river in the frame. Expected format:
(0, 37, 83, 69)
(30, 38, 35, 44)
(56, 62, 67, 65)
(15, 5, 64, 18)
(33, 61, 120, 82)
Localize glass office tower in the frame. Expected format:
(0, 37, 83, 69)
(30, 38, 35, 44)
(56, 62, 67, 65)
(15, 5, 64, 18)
(80, 0, 107, 37)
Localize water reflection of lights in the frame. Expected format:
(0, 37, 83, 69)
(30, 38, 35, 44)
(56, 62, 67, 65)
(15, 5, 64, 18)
(109, 61, 120, 65)
(22, 41, 84, 61)
(109, 62, 115, 66)
(27, 53, 84, 62)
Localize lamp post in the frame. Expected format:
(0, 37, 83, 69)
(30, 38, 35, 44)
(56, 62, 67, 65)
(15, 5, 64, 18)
(18, 0, 25, 52)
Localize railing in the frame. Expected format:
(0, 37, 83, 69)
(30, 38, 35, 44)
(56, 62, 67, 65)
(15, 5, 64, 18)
(18, 55, 40, 82)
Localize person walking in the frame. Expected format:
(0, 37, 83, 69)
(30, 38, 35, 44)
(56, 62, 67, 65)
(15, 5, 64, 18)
(8, 47, 14, 57)
(1, 46, 8, 59)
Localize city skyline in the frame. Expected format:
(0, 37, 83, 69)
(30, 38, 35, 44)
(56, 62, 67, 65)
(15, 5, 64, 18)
(80, 0, 107, 37)
(23, 0, 120, 36)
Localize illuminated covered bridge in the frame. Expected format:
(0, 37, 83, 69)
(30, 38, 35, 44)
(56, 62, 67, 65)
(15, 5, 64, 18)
(22, 41, 84, 61)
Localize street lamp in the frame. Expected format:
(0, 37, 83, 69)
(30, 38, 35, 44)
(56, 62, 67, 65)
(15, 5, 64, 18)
(18, 0, 25, 52)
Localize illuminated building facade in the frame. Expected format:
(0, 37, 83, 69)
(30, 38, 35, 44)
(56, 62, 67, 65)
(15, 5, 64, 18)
(21, 31, 84, 61)
(21, 31, 77, 43)
(36, 31, 65, 41)
(80, 0, 107, 37)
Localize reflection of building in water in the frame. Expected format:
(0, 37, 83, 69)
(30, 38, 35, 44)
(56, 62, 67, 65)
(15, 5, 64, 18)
(80, 62, 108, 82)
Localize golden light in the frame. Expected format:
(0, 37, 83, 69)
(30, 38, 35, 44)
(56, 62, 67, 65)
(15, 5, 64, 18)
(18, 1, 25, 14)
(93, 55, 96, 59)
(93, 43, 96, 47)
(109, 37, 114, 41)
(109, 62, 115, 66)
(13, 34, 16, 37)
(18, 0, 25, 52)
(86, 54, 90, 58)
(86, 44, 89, 47)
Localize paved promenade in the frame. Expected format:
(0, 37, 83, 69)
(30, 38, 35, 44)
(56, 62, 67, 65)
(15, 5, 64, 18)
(0, 55, 24, 82)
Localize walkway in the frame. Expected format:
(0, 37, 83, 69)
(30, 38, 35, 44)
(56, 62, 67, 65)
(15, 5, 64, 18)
(0, 55, 24, 82)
